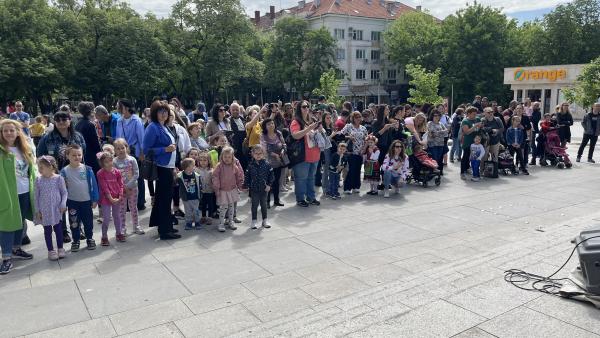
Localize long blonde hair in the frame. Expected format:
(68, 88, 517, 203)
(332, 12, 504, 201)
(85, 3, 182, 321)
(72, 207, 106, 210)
(0, 119, 34, 164)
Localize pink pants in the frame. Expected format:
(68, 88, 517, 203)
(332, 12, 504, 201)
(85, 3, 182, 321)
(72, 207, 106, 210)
(101, 204, 123, 238)
(119, 188, 139, 234)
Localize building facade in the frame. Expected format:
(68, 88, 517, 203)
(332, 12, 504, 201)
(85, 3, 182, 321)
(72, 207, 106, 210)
(254, 0, 428, 105)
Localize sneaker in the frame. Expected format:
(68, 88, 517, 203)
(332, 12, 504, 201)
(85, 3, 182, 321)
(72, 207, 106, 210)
(48, 250, 59, 261)
(529, 159, 536, 166)
(218, 225, 226, 232)
(0, 260, 13, 275)
(228, 223, 238, 230)
(521, 169, 530, 175)
(194, 223, 202, 230)
(21, 235, 31, 245)
(116, 234, 127, 242)
(251, 220, 258, 230)
(86, 239, 96, 250)
(57, 248, 66, 259)
(12, 248, 33, 260)
(174, 209, 185, 218)
(296, 200, 309, 207)
(576, 157, 581, 162)
(384, 190, 390, 198)
(588, 158, 596, 163)
(344, 190, 352, 195)
(460, 173, 467, 180)
(134, 227, 145, 235)
(233, 217, 242, 224)
(309, 199, 320, 206)
(101, 237, 110, 246)
(273, 201, 284, 207)
(185, 223, 194, 230)
(262, 219, 271, 228)
(471, 177, 481, 182)
(71, 242, 80, 252)
(352, 189, 360, 194)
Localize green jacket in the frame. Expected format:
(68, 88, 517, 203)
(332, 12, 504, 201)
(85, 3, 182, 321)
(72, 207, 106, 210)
(0, 145, 36, 232)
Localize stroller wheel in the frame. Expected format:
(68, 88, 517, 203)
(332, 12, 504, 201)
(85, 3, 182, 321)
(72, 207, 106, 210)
(566, 162, 572, 169)
(557, 162, 565, 169)
(435, 177, 441, 186)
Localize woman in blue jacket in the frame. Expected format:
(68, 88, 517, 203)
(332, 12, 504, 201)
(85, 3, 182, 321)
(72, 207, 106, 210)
(142, 100, 180, 240)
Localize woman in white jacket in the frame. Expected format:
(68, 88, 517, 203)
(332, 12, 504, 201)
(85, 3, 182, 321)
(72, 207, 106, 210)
(168, 106, 192, 219)
(381, 140, 410, 198)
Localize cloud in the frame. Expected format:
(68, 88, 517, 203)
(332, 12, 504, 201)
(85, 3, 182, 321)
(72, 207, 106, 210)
(123, 0, 569, 19)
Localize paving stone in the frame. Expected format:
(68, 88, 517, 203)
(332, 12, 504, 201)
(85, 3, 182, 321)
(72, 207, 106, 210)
(452, 327, 497, 338)
(182, 284, 257, 314)
(24, 317, 116, 338)
(393, 253, 449, 273)
(478, 306, 598, 338)
(350, 264, 412, 287)
(341, 252, 399, 270)
(243, 289, 320, 322)
(295, 259, 359, 282)
(77, 264, 190, 318)
(174, 304, 261, 337)
(117, 323, 183, 338)
(301, 275, 370, 303)
(298, 229, 391, 258)
(0, 281, 90, 337)
(29, 264, 99, 288)
(242, 271, 311, 297)
(525, 295, 600, 335)
(109, 299, 193, 335)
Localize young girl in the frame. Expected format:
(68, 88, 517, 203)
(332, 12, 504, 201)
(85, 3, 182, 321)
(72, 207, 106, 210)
(61, 144, 99, 252)
(363, 135, 380, 195)
(381, 140, 410, 198)
(102, 143, 115, 156)
(35, 156, 68, 261)
(245, 145, 274, 229)
(208, 133, 228, 168)
(196, 151, 215, 225)
(212, 146, 244, 232)
(113, 139, 143, 236)
(97, 151, 125, 245)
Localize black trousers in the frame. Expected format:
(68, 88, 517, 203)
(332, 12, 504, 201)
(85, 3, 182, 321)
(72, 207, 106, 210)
(460, 147, 471, 174)
(251, 190, 268, 220)
(509, 145, 526, 170)
(136, 158, 146, 208)
(267, 167, 282, 204)
(150, 166, 174, 236)
(578, 134, 598, 159)
(344, 154, 362, 191)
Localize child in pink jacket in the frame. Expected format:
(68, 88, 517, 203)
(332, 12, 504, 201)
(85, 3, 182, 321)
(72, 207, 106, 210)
(211, 146, 244, 232)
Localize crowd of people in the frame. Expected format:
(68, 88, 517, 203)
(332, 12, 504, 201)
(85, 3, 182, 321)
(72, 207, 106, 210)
(0, 96, 598, 275)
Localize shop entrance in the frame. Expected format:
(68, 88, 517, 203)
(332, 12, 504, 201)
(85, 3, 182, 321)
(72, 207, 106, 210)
(527, 89, 542, 102)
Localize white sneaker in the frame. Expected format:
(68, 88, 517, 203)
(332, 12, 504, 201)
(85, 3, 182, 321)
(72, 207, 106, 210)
(57, 248, 66, 259)
(134, 227, 145, 235)
(218, 225, 226, 232)
(344, 190, 352, 195)
(384, 190, 390, 198)
(262, 219, 271, 228)
(48, 250, 59, 261)
(471, 177, 481, 182)
(251, 220, 258, 230)
(352, 189, 360, 194)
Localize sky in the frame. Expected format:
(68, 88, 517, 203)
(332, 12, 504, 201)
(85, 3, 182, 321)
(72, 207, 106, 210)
(124, 0, 570, 22)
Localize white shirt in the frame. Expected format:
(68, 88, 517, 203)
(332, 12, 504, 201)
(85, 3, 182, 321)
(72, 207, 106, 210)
(9, 147, 30, 194)
(162, 126, 177, 169)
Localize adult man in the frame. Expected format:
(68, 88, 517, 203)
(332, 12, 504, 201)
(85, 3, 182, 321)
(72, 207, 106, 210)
(229, 102, 248, 170)
(460, 107, 482, 180)
(577, 103, 600, 163)
(481, 107, 504, 163)
(9, 101, 30, 135)
(502, 100, 518, 130)
(472, 95, 483, 113)
(481, 97, 490, 110)
(529, 102, 542, 165)
(115, 99, 147, 210)
(514, 104, 532, 175)
(187, 102, 207, 123)
(94, 105, 120, 144)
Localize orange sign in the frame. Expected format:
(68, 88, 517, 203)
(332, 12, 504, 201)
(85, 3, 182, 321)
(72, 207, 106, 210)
(514, 68, 567, 82)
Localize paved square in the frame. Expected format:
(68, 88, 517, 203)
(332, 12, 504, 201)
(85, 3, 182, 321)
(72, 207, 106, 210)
(1, 136, 600, 337)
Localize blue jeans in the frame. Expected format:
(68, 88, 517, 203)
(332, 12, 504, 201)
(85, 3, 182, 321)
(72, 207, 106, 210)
(428, 146, 444, 171)
(470, 159, 481, 178)
(0, 229, 23, 259)
(67, 200, 94, 243)
(327, 172, 340, 196)
(451, 137, 462, 160)
(293, 161, 318, 202)
(383, 170, 401, 187)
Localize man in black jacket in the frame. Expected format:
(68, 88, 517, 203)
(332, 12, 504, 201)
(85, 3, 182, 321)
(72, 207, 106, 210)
(577, 103, 600, 163)
(529, 102, 542, 165)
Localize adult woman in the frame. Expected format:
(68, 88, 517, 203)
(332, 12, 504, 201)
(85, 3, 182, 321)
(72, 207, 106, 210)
(260, 118, 285, 208)
(246, 105, 268, 148)
(168, 106, 191, 219)
(0, 120, 35, 274)
(405, 112, 428, 146)
(205, 104, 231, 143)
(170, 97, 189, 127)
(290, 100, 320, 207)
(75, 101, 102, 174)
(142, 100, 180, 240)
(187, 122, 209, 150)
(556, 102, 574, 148)
(37, 109, 86, 243)
(371, 104, 396, 165)
(282, 103, 294, 128)
(426, 111, 448, 174)
(229, 102, 248, 169)
(341, 111, 368, 194)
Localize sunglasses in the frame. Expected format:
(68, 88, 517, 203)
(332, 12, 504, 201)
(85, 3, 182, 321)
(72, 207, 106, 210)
(55, 117, 70, 122)
(394, 145, 403, 148)
(218, 108, 226, 111)
(301, 105, 309, 109)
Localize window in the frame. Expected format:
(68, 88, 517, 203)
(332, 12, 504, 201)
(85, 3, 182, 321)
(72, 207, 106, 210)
(356, 69, 366, 80)
(334, 28, 345, 40)
(351, 29, 363, 40)
(387, 69, 397, 79)
(371, 50, 380, 60)
(370, 70, 380, 80)
(335, 69, 346, 80)
(336, 48, 345, 60)
(371, 31, 381, 41)
(355, 49, 366, 59)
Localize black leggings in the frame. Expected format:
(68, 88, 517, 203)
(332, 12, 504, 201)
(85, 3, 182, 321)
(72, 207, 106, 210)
(150, 166, 174, 235)
(200, 193, 216, 217)
(460, 147, 471, 174)
(251, 191, 268, 220)
(268, 167, 282, 204)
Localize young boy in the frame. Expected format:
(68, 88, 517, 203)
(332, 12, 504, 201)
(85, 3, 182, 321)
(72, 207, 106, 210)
(60, 144, 99, 251)
(469, 135, 486, 182)
(328, 142, 348, 200)
(506, 116, 529, 175)
(245, 145, 274, 229)
(177, 158, 203, 230)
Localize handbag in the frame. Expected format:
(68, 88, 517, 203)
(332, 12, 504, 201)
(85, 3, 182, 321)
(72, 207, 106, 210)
(483, 160, 499, 178)
(141, 150, 158, 181)
(286, 134, 305, 168)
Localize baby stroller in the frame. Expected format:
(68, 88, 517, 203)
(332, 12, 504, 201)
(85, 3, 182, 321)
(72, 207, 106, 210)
(407, 151, 441, 187)
(498, 146, 517, 175)
(540, 128, 572, 169)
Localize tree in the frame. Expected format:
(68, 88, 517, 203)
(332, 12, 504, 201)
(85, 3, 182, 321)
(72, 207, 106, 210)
(303, 28, 336, 93)
(405, 64, 442, 105)
(564, 57, 600, 110)
(312, 69, 342, 107)
(383, 11, 442, 71)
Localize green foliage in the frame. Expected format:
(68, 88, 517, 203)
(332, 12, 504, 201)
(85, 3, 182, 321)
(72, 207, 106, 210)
(312, 69, 342, 107)
(564, 57, 600, 109)
(405, 64, 442, 105)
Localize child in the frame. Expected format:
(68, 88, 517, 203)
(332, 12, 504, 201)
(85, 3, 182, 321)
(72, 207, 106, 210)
(113, 138, 144, 236)
(97, 151, 125, 245)
(102, 144, 115, 156)
(212, 146, 244, 232)
(381, 140, 410, 198)
(35, 156, 68, 260)
(363, 135, 380, 195)
(469, 135, 486, 182)
(413, 143, 439, 170)
(178, 158, 203, 230)
(187, 148, 201, 163)
(30, 116, 46, 146)
(208, 134, 228, 168)
(196, 151, 216, 225)
(328, 142, 348, 200)
(61, 144, 99, 252)
(245, 145, 274, 229)
(506, 116, 529, 175)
